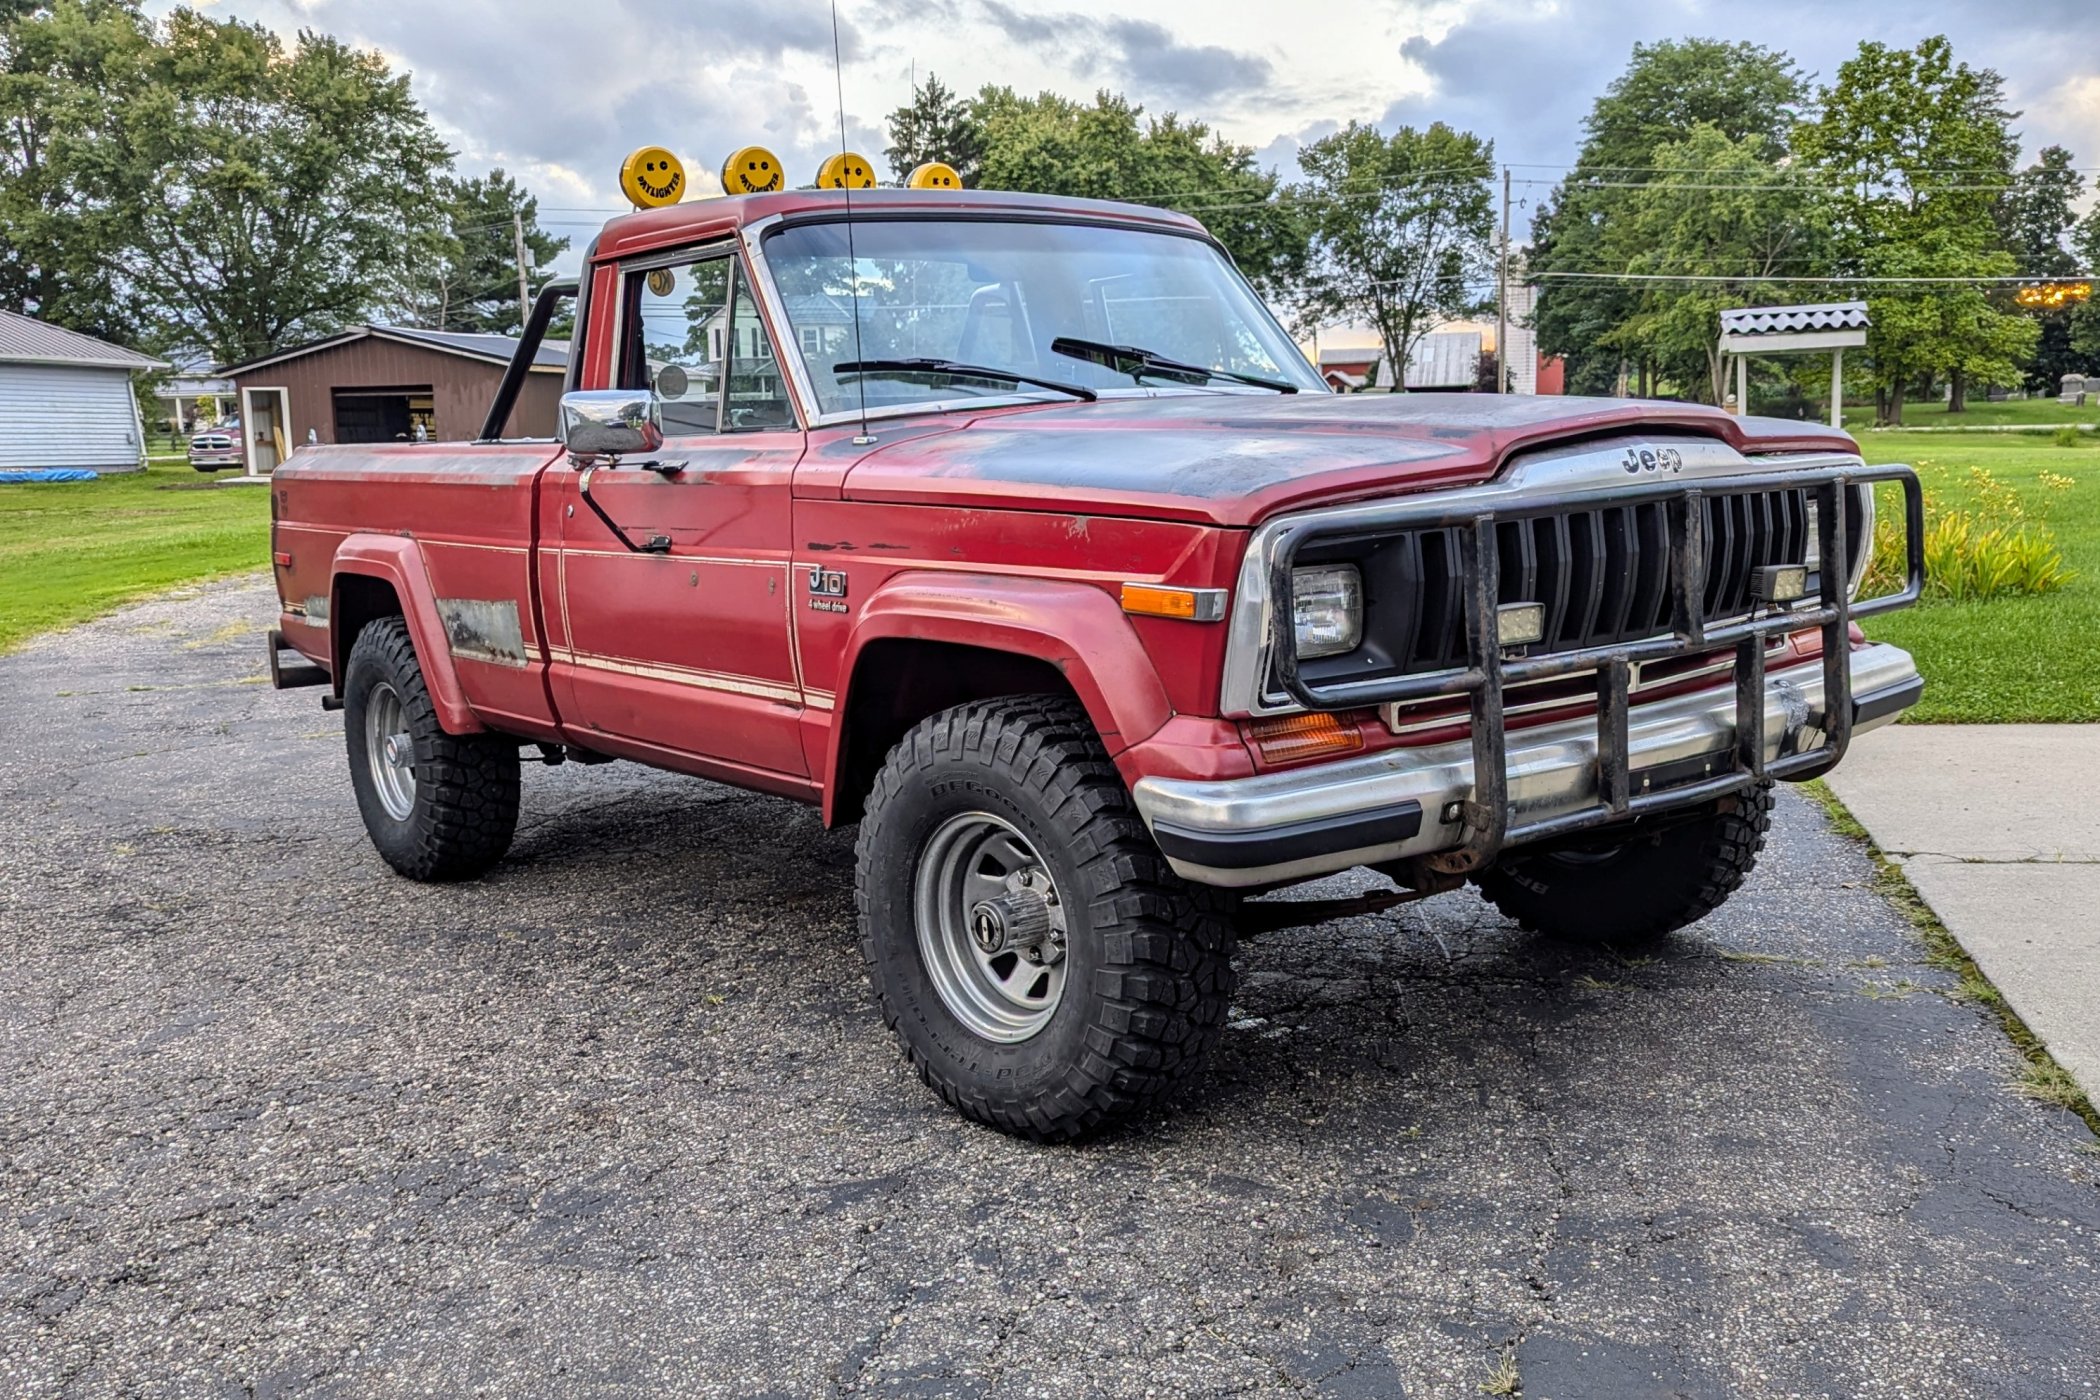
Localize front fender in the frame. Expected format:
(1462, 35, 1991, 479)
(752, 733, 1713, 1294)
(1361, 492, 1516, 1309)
(824, 571, 1176, 819)
(331, 534, 484, 735)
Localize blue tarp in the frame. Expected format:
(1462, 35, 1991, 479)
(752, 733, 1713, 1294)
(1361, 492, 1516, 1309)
(0, 468, 100, 483)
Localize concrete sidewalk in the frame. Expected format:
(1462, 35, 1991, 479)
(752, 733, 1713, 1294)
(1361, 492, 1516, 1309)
(1825, 724, 2100, 1098)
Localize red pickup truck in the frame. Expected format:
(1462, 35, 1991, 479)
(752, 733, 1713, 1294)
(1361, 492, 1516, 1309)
(267, 186, 1925, 1141)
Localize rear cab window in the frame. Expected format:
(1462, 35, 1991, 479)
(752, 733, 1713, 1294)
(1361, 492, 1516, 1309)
(617, 248, 797, 435)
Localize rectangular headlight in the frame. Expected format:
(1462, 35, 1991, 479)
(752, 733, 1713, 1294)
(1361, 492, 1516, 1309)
(1292, 564, 1362, 658)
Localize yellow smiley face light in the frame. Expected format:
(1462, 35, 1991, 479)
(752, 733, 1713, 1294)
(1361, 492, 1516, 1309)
(817, 151, 878, 189)
(906, 161, 963, 190)
(619, 146, 686, 208)
(720, 145, 785, 195)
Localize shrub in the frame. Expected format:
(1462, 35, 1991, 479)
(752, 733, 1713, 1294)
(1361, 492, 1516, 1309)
(1921, 514, 2076, 599)
(2052, 425, 2084, 448)
(1862, 466, 2077, 601)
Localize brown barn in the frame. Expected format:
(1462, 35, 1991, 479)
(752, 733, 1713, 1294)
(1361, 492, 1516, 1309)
(217, 326, 568, 476)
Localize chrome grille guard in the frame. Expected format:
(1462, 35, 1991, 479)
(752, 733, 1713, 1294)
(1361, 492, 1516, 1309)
(1263, 461, 1926, 870)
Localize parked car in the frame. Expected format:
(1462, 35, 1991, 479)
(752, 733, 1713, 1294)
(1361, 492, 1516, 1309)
(264, 183, 1926, 1142)
(187, 428, 243, 472)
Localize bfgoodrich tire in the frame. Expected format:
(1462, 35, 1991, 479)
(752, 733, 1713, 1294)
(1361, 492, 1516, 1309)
(1474, 781, 1774, 944)
(342, 617, 520, 881)
(855, 695, 1238, 1143)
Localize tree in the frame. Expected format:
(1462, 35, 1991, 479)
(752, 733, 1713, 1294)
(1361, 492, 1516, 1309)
(402, 169, 569, 334)
(965, 86, 1304, 297)
(1998, 146, 2088, 392)
(1600, 124, 1829, 405)
(883, 71, 980, 184)
(1531, 39, 1809, 396)
(1999, 145, 2082, 275)
(1795, 35, 2034, 420)
(1295, 120, 1494, 391)
(2077, 208, 2100, 287)
(0, 0, 151, 341)
(100, 12, 453, 364)
(2066, 207, 2100, 374)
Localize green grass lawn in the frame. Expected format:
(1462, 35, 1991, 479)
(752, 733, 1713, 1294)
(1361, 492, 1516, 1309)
(1, 433, 2093, 725)
(1844, 397, 2100, 432)
(0, 461, 270, 653)
(1857, 433, 2099, 722)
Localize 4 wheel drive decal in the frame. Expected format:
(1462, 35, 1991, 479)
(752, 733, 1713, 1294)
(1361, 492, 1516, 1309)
(807, 565, 849, 613)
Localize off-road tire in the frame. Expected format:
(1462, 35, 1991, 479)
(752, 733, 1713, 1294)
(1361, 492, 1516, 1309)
(1474, 781, 1774, 944)
(342, 617, 519, 881)
(855, 695, 1238, 1143)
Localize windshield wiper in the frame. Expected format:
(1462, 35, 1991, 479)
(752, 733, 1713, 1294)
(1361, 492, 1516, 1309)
(832, 358, 1097, 402)
(1049, 336, 1297, 394)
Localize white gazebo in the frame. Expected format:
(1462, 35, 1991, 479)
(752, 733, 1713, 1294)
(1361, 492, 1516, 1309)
(1717, 302, 1870, 427)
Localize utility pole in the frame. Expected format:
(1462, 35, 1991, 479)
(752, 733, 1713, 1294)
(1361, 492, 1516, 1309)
(512, 212, 533, 330)
(1495, 165, 1511, 395)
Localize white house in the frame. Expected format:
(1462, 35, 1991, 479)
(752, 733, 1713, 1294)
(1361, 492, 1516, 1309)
(0, 309, 165, 472)
(154, 355, 236, 437)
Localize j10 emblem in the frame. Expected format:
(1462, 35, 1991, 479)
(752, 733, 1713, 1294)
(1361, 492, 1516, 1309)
(808, 566, 848, 613)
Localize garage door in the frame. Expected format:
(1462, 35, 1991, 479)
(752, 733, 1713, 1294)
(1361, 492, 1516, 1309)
(333, 389, 418, 443)
(0, 364, 144, 471)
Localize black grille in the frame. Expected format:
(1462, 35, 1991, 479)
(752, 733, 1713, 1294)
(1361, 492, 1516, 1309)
(1307, 487, 1816, 681)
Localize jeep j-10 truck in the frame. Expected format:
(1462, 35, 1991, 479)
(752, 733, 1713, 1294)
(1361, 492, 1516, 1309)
(267, 182, 1925, 1141)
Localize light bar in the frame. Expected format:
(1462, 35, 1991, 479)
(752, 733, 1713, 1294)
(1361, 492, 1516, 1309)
(1753, 564, 1808, 604)
(1496, 601, 1545, 647)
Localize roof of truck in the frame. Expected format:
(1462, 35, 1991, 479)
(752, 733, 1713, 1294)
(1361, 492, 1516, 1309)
(591, 187, 1210, 262)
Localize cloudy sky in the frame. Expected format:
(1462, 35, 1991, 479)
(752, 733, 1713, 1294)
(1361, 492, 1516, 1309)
(165, 0, 2100, 269)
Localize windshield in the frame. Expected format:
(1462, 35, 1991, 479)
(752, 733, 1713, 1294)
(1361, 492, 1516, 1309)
(760, 218, 1324, 417)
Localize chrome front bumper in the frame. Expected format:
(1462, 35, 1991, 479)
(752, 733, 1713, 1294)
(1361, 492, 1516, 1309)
(1134, 642, 1922, 888)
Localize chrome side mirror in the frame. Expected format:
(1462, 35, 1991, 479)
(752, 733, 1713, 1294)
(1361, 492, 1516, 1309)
(561, 389, 663, 460)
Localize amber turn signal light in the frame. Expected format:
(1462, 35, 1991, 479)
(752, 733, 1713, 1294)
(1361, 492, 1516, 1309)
(1245, 710, 1366, 765)
(1120, 584, 1226, 622)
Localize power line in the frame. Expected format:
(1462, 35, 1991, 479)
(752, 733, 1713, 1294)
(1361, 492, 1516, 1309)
(1534, 270, 2093, 285)
(1506, 160, 2098, 176)
(1521, 177, 2033, 194)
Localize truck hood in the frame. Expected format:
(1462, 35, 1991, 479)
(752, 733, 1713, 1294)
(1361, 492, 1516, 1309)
(836, 393, 1858, 527)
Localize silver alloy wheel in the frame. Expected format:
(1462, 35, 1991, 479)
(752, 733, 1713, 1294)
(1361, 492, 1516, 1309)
(913, 811, 1069, 1043)
(364, 680, 417, 821)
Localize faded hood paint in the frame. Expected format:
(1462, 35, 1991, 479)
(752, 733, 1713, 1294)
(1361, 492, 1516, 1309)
(835, 393, 1860, 528)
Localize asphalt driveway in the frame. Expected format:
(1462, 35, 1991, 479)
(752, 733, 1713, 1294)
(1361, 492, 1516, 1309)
(3, 576, 2096, 1399)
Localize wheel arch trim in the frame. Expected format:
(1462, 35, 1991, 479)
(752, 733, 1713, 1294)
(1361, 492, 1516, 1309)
(821, 572, 1175, 825)
(330, 534, 485, 735)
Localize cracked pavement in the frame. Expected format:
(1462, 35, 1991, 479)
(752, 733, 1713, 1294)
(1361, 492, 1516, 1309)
(1824, 725, 2100, 1103)
(3, 576, 2098, 1398)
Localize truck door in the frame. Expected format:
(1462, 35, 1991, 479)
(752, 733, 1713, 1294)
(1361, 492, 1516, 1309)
(547, 246, 808, 780)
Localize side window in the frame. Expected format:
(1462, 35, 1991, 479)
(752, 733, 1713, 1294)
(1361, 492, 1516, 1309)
(624, 255, 731, 435)
(726, 276, 795, 430)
